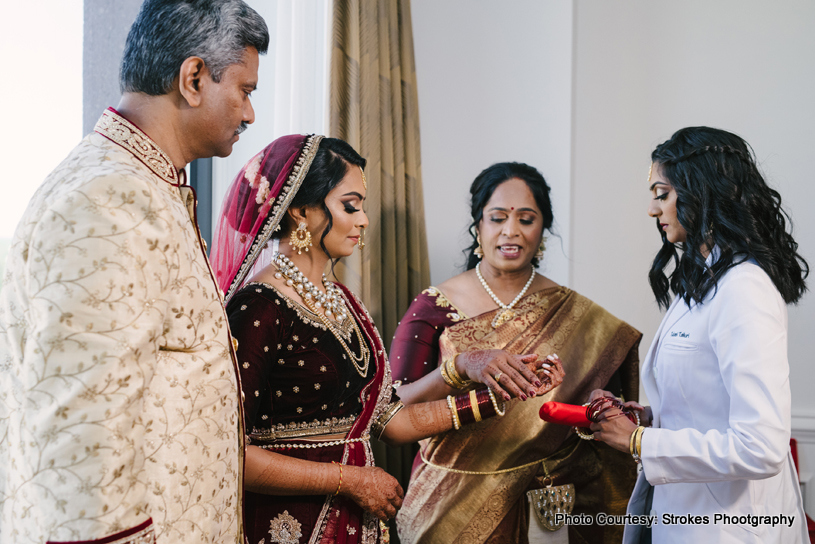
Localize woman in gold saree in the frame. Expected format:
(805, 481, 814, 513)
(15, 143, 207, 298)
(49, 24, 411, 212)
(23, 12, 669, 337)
(392, 162, 643, 544)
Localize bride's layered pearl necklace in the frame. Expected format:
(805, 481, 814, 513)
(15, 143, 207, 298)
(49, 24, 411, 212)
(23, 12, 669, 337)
(272, 252, 349, 322)
(475, 262, 535, 328)
(272, 252, 370, 377)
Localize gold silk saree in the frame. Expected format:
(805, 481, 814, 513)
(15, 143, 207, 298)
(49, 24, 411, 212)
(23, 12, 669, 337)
(396, 286, 641, 544)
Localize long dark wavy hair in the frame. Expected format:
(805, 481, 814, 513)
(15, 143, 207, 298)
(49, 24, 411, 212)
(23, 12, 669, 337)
(464, 162, 553, 270)
(648, 126, 808, 309)
(281, 137, 366, 261)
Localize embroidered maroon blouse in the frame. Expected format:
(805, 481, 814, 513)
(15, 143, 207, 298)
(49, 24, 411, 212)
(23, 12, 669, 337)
(227, 282, 372, 438)
(389, 287, 463, 384)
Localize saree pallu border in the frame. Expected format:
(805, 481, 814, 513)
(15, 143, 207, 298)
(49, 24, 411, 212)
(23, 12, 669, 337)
(396, 287, 642, 544)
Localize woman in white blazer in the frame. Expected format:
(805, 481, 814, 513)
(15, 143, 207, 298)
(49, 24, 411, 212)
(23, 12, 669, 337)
(589, 126, 809, 543)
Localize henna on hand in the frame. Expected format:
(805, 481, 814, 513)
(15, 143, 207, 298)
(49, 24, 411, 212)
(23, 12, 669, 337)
(406, 400, 450, 436)
(245, 446, 339, 496)
(590, 406, 639, 453)
(342, 465, 404, 521)
(586, 390, 652, 427)
(457, 349, 534, 401)
(532, 354, 565, 396)
(587, 388, 617, 403)
(457, 350, 564, 401)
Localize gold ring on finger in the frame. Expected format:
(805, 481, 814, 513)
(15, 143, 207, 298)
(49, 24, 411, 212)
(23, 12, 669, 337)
(494, 371, 503, 382)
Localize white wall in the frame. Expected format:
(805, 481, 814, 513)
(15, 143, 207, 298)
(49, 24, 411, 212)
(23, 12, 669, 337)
(413, 0, 815, 515)
(412, 0, 574, 286)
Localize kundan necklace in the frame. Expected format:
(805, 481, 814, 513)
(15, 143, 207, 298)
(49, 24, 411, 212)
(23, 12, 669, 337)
(272, 252, 370, 377)
(475, 262, 535, 328)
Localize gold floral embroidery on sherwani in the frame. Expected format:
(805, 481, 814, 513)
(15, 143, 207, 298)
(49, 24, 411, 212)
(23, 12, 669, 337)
(0, 109, 243, 544)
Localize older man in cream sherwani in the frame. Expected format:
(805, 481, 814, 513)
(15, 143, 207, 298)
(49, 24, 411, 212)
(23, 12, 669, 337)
(0, 2, 268, 543)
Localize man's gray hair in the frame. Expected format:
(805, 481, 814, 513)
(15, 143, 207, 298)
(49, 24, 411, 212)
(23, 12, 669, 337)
(120, 0, 269, 96)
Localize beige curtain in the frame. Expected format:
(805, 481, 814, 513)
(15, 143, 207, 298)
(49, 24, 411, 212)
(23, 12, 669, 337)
(329, 2, 428, 535)
(329, 0, 429, 345)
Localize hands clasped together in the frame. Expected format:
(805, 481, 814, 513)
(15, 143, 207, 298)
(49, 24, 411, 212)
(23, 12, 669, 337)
(455, 350, 565, 401)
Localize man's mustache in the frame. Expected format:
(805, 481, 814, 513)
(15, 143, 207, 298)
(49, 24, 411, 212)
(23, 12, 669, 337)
(235, 122, 248, 136)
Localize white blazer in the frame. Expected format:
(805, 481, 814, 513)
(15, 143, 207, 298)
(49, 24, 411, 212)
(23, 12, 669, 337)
(624, 257, 808, 543)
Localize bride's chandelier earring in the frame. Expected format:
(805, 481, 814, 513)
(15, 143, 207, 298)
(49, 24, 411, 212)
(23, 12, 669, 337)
(290, 222, 313, 255)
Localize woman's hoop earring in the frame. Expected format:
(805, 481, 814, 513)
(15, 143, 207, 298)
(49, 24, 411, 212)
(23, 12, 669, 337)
(290, 222, 312, 254)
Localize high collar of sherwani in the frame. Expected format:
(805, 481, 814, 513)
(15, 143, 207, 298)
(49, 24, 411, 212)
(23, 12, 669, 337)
(94, 107, 185, 186)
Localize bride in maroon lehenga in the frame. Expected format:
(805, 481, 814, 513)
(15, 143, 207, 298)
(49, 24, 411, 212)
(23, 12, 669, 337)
(210, 135, 563, 544)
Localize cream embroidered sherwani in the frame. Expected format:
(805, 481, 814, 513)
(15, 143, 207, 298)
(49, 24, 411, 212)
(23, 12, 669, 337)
(0, 109, 244, 544)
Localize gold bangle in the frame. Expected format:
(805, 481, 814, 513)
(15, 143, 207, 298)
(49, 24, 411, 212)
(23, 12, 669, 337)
(469, 389, 482, 422)
(487, 388, 506, 416)
(446, 395, 461, 430)
(446, 355, 465, 384)
(331, 461, 343, 495)
(439, 363, 457, 388)
(630, 426, 644, 463)
(444, 356, 472, 389)
(636, 426, 644, 458)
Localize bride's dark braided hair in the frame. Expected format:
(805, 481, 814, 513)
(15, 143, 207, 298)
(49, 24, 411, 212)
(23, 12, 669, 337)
(649, 126, 808, 309)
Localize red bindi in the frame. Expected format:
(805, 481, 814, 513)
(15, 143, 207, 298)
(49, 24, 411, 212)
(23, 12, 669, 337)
(510, 207, 514, 210)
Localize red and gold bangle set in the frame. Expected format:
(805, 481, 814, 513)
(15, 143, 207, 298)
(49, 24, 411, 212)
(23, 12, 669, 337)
(447, 387, 506, 430)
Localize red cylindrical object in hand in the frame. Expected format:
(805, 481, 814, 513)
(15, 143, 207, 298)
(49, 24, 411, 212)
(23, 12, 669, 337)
(540, 399, 639, 427)
(539, 402, 592, 427)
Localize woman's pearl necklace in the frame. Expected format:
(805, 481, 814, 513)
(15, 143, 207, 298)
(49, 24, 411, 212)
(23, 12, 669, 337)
(271, 252, 370, 377)
(272, 253, 348, 323)
(475, 262, 535, 328)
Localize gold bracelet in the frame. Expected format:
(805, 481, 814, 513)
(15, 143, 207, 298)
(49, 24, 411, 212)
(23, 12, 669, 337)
(469, 389, 482, 422)
(439, 362, 457, 388)
(630, 426, 644, 463)
(331, 461, 343, 495)
(446, 356, 467, 387)
(635, 426, 644, 459)
(446, 395, 461, 430)
(487, 388, 507, 416)
(629, 427, 638, 456)
(444, 356, 472, 389)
